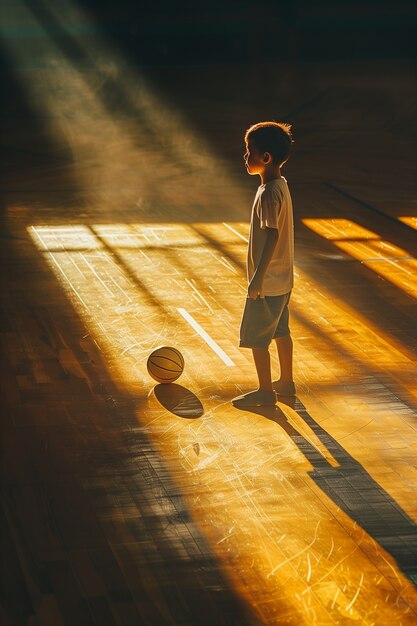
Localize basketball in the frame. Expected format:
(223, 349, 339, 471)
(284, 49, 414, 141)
(147, 346, 184, 384)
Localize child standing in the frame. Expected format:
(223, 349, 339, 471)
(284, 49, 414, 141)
(232, 121, 296, 408)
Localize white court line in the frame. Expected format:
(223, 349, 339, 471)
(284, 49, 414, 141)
(177, 308, 236, 367)
(223, 222, 248, 242)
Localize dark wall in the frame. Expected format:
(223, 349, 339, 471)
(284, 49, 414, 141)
(78, 0, 417, 65)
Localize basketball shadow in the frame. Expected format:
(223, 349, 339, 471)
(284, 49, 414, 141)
(154, 383, 204, 418)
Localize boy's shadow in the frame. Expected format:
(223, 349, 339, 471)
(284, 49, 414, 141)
(154, 383, 204, 418)
(237, 398, 417, 585)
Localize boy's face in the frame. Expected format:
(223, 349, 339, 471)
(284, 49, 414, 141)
(244, 139, 268, 176)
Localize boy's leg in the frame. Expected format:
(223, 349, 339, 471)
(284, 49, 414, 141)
(274, 334, 293, 381)
(273, 334, 296, 396)
(233, 296, 279, 406)
(252, 347, 273, 391)
(271, 293, 296, 396)
(232, 346, 275, 407)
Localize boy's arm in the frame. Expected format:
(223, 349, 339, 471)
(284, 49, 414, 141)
(248, 227, 278, 299)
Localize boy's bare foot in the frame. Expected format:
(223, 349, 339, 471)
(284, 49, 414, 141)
(232, 389, 276, 408)
(272, 379, 296, 396)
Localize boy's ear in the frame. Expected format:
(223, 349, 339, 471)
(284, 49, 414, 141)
(263, 152, 272, 163)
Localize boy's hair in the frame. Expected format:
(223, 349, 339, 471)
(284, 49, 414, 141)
(245, 121, 293, 166)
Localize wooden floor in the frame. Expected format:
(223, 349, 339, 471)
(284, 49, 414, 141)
(1, 2, 417, 624)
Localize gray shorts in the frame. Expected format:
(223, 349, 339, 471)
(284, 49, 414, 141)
(239, 292, 291, 349)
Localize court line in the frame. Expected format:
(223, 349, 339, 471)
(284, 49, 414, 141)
(223, 222, 248, 242)
(177, 308, 236, 367)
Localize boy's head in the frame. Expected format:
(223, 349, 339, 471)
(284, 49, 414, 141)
(244, 121, 293, 172)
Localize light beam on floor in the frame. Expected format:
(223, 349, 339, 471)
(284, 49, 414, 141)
(303, 218, 417, 300)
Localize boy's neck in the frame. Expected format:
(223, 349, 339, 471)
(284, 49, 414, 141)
(260, 166, 282, 185)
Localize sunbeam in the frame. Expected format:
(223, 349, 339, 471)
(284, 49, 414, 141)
(303, 218, 417, 300)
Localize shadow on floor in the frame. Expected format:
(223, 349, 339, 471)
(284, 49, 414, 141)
(153, 383, 204, 418)
(238, 397, 417, 585)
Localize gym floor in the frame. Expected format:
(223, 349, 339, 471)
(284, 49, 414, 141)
(1, 1, 417, 624)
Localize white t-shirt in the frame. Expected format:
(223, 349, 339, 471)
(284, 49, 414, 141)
(247, 177, 294, 296)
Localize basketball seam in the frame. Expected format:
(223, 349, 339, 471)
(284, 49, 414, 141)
(148, 364, 182, 376)
(157, 354, 184, 367)
(148, 361, 182, 373)
(153, 348, 184, 367)
(153, 357, 183, 367)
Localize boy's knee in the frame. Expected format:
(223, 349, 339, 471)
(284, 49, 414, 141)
(274, 333, 291, 341)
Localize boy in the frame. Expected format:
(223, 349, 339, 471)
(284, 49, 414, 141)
(232, 121, 296, 408)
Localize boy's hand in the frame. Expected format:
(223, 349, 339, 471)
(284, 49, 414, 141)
(248, 274, 264, 299)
